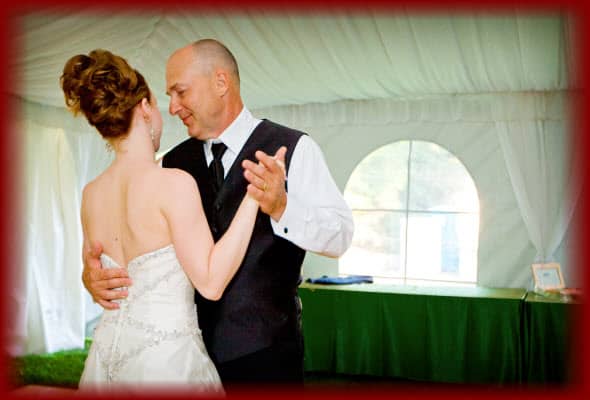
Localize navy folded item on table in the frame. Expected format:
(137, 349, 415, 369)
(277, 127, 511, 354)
(306, 275, 373, 284)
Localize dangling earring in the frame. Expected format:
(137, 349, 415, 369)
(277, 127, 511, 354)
(145, 115, 155, 142)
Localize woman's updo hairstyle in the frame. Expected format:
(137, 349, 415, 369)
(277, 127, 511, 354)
(60, 49, 151, 139)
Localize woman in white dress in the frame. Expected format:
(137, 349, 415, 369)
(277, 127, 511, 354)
(60, 49, 270, 395)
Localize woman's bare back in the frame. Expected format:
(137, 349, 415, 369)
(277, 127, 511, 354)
(81, 160, 172, 268)
(82, 156, 258, 301)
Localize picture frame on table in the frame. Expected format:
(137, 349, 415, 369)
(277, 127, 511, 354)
(531, 262, 565, 291)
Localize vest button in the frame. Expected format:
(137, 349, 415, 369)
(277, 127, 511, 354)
(212, 227, 218, 235)
(215, 203, 222, 211)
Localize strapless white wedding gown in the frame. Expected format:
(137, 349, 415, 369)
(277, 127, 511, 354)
(78, 244, 223, 395)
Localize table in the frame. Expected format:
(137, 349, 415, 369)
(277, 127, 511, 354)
(298, 283, 527, 384)
(523, 291, 580, 384)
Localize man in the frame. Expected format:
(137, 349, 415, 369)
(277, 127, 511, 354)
(82, 38, 353, 385)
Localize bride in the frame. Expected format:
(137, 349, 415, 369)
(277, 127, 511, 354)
(60, 49, 269, 394)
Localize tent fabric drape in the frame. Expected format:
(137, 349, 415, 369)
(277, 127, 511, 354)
(21, 119, 85, 354)
(496, 118, 576, 264)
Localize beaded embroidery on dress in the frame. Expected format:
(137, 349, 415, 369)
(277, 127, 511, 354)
(78, 244, 223, 395)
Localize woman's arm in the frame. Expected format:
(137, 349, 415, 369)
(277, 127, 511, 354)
(162, 169, 259, 300)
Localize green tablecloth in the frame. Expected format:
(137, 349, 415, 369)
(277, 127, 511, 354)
(523, 292, 579, 384)
(298, 283, 527, 384)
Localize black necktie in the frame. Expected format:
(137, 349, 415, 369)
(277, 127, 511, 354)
(209, 142, 227, 193)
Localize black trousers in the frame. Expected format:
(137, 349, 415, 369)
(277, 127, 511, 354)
(216, 339, 304, 388)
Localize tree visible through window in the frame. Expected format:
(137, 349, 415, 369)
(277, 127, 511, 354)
(340, 140, 480, 285)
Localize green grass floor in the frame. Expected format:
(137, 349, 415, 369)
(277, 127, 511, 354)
(8, 340, 430, 390)
(9, 339, 92, 389)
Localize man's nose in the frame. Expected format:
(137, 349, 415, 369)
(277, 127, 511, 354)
(169, 98, 180, 116)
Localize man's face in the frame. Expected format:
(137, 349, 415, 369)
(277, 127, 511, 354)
(165, 47, 220, 140)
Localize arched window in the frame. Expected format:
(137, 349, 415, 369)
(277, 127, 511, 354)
(340, 140, 480, 286)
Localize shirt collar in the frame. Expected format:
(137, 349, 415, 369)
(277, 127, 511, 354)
(205, 107, 261, 156)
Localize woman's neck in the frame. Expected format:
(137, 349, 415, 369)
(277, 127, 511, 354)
(112, 128, 155, 164)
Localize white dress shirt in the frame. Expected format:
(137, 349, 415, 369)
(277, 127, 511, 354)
(203, 107, 353, 258)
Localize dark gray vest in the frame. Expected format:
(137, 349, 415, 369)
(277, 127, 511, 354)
(163, 119, 306, 363)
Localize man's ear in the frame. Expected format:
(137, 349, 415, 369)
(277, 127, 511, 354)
(215, 69, 229, 97)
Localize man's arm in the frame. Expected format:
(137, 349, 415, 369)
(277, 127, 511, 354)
(242, 136, 354, 257)
(82, 240, 132, 310)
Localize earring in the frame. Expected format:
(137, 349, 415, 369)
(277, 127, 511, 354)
(145, 115, 155, 142)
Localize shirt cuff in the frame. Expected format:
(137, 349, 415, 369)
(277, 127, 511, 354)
(271, 195, 307, 239)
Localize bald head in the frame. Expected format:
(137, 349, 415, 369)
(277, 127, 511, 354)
(166, 39, 244, 140)
(190, 39, 240, 84)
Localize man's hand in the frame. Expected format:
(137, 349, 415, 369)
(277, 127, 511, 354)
(242, 146, 287, 221)
(82, 241, 132, 310)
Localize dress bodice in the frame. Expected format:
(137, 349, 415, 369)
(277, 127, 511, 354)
(79, 244, 221, 391)
(100, 244, 197, 319)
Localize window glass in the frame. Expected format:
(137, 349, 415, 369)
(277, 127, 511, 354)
(339, 211, 406, 278)
(409, 141, 479, 213)
(345, 141, 409, 210)
(340, 140, 479, 285)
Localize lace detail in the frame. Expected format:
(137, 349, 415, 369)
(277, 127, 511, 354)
(128, 244, 175, 270)
(96, 315, 200, 382)
(99, 243, 175, 270)
(127, 261, 180, 302)
(80, 245, 222, 390)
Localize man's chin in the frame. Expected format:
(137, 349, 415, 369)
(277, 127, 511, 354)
(187, 128, 205, 140)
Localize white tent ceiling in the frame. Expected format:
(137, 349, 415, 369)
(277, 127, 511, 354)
(12, 9, 569, 112)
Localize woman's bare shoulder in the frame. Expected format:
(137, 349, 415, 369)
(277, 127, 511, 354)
(157, 167, 197, 186)
(81, 172, 108, 202)
(80, 171, 113, 219)
(155, 168, 200, 202)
